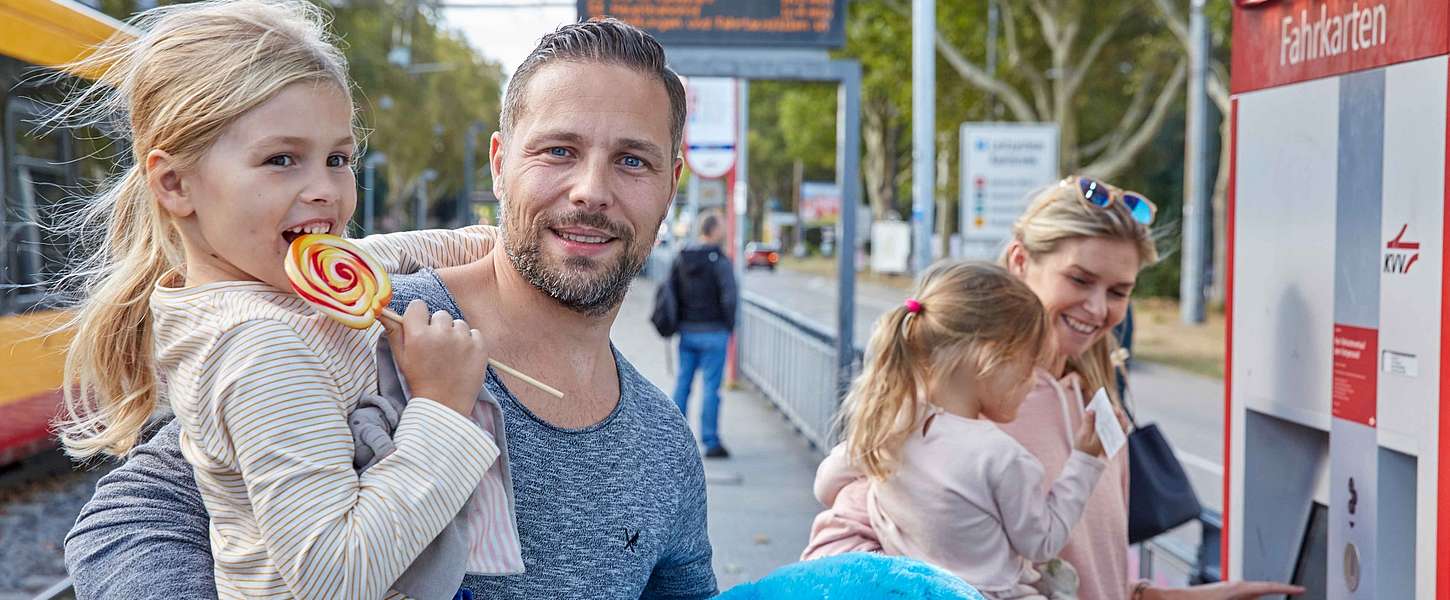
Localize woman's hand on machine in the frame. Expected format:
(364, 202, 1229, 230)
(1145, 580, 1305, 600)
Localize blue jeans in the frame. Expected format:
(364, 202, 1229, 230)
(673, 330, 730, 449)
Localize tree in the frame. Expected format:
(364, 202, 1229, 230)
(1151, 0, 1232, 303)
(95, 0, 507, 230)
(333, 3, 503, 226)
(889, 0, 1186, 181)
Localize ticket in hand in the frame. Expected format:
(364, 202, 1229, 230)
(1087, 387, 1128, 458)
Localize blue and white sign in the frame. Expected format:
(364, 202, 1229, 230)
(958, 122, 1059, 261)
(684, 77, 737, 179)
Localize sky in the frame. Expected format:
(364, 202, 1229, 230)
(440, 2, 578, 78)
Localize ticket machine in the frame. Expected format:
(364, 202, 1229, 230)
(1228, 1, 1450, 598)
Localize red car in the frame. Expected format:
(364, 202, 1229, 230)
(745, 242, 780, 271)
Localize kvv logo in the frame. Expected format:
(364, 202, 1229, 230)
(1383, 224, 1420, 275)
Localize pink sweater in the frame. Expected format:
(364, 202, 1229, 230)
(996, 370, 1132, 600)
(806, 405, 1106, 596)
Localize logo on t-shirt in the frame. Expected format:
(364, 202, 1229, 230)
(623, 528, 641, 553)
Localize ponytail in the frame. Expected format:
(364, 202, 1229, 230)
(56, 165, 180, 458)
(843, 305, 928, 481)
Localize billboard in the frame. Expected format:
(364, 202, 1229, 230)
(579, 0, 846, 48)
(799, 181, 841, 225)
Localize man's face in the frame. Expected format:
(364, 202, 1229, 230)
(491, 61, 682, 315)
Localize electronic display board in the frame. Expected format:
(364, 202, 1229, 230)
(578, 0, 845, 48)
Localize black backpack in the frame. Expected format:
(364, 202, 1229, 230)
(650, 259, 680, 337)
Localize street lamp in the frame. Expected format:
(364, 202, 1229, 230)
(362, 152, 387, 235)
(462, 120, 490, 227)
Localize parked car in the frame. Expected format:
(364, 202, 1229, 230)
(745, 242, 780, 271)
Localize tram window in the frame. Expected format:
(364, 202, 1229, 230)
(3, 96, 112, 312)
(14, 126, 62, 164)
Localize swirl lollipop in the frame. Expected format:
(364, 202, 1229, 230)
(286, 234, 394, 329)
(286, 234, 563, 399)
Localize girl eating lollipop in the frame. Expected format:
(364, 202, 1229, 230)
(54, 1, 515, 598)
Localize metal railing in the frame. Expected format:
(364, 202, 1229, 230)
(735, 291, 860, 452)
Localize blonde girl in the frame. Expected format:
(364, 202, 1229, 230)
(54, 1, 510, 598)
(805, 261, 1109, 599)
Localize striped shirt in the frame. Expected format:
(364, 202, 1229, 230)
(152, 227, 501, 600)
(463, 402, 525, 573)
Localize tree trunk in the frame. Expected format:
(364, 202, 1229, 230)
(863, 98, 900, 220)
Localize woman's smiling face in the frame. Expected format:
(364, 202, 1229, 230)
(1009, 236, 1140, 364)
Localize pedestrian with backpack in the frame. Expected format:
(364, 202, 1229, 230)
(659, 213, 739, 458)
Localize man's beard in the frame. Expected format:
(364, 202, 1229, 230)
(501, 200, 651, 316)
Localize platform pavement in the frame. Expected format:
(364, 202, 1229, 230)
(610, 279, 827, 591)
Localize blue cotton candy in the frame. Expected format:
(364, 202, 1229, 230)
(718, 553, 987, 600)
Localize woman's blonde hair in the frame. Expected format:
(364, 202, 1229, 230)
(1002, 178, 1159, 407)
(842, 261, 1050, 480)
(52, 0, 352, 459)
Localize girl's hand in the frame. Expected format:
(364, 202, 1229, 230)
(1074, 410, 1105, 456)
(385, 300, 490, 417)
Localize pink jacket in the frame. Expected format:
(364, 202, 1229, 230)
(804, 404, 1105, 596)
(996, 370, 1132, 600)
(804, 370, 1131, 600)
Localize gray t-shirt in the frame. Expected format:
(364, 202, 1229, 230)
(64, 270, 717, 599)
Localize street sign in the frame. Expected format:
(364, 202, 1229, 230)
(683, 77, 737, 179)
(957, 122, 1059, 261)
(579, 0, 846, 48)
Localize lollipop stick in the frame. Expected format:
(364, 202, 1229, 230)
(380, 308, 564, 399)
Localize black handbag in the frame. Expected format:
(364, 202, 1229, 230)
(650, 259, 680, 337)
(1124, 394, 1203, 544)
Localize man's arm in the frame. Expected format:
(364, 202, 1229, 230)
(65, 419, 219, 600)
(355, 225, 498, 273)
(714, 254, 738, 332)
(641, 452, 717, 599)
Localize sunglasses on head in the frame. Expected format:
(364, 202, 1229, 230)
(1062, 177, 1156, 225)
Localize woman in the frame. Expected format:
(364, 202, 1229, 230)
(996, 177, 1301, 600)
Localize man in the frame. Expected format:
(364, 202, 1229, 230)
(64, 19, 717, 599)
(666, 212, 737, 458)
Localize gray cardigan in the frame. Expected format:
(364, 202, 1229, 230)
(351, 335, 521, 599)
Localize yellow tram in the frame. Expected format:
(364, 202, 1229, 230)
(0, 0, 128, 464)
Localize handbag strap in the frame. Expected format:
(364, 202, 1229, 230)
(1116, 362, 1142, 430)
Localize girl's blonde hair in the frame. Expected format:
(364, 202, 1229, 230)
(1002, 178, 1159, 407)
(53, 0, 352, 459)
(843, 261, 1050, 480)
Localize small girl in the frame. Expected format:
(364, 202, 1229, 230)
(803, 261, 1108, 600)
(55, 2, 511, 598)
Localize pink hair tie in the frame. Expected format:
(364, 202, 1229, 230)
(904, 299, 923, 314)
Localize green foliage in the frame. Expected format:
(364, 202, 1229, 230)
(95, 0, 506, 228)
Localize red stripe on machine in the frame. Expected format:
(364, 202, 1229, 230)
(1223, 97, 1239, 577)
(1438, 51, 1450, 598)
